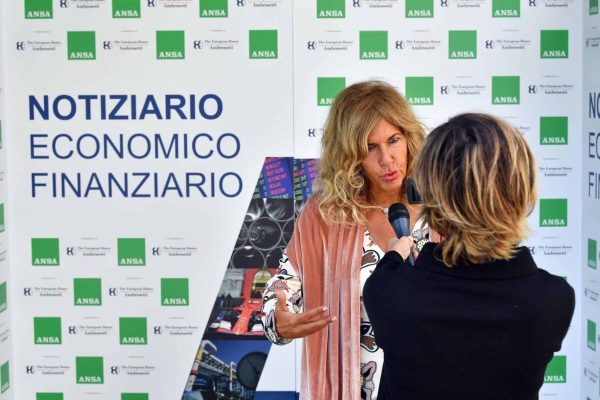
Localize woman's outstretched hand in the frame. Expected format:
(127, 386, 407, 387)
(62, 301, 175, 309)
(274, 290, 336, 339)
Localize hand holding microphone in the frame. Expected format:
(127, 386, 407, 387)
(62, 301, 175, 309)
(388, 203, 416, 264)
(388, 236, 416, 263)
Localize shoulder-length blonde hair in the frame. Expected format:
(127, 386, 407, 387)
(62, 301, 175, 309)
(316, 80, 425, 225)
(414, 113, 537, 267)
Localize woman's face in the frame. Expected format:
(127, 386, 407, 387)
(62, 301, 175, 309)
(360, 118, 408, 201)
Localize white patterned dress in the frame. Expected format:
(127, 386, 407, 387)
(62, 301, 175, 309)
(262, 220, 429, 400)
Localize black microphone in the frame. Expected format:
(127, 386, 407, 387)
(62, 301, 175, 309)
(388, 203, 414, 265)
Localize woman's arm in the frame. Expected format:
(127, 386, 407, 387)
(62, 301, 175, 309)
(261, 250, 303, 345)
(261, 249, 336, 343)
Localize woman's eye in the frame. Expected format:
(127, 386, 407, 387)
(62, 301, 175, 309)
(367, 144, 376, 151)
(389, 136, 400, 144)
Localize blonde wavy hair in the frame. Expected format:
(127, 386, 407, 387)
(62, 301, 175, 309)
(316, 80, 426, 225)
(414, 113, 537, 267)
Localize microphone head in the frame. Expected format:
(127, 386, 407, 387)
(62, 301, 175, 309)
(388, 203, 409, 223)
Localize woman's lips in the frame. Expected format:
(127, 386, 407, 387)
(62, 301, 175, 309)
(381, 171, 399, 181)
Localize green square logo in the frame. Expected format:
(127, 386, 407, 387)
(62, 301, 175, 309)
(544, 355, 566, 383)
(1, 361, 9, 393)
(541, 30, 568, 59)
(406, 0, 433, 18)
(492, 0, 519, 17)
(360, 31, 388, 60)
(317, 77, 346, 106)
(592, 0, 599, 15)
(406, 77, 434, 106)
(0, 203, 4, 233)
(25, 0, 53, 19)
(34, 317, 62, 345)
(113, 0, 141, 18)
(120, 317, 147, 345)
(540, 116, 568, 145)
(449, 30, 477, 59)
(0, 282, 6, 314)
(539, 199, 568, 227)
(317, 0, 345, 18)
(157, 31, 185, 60)
(76, 357, 104, 384)
(74, 278, 102, 306)
(32, 238, 60, 266)
(200, 0, 228, 17)
(118, 238, 146, 266)
(161, 278, 189, 306)
(37, 394, 64, 400)
(492, 76, 520, 105)
(122, 393, 149, 400)
(588, 320, 597, 351)
(68, 31, 96, 60)
(589, 238, 597, 269)
(249, 30, 278, 59)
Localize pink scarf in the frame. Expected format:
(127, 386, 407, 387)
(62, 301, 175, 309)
(287, 197, 365, 400)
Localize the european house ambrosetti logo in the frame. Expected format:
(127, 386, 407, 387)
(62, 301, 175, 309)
(113, 0, 141, 18)
(591, 0, 599, 15)
(0, 361, 8, 393)
(36, 394, 64, 400)
(492, 0, 519, 17)
(161, 278, 189, 306)
(200, 0, 227, 17)
(25, 0, 52, 19)
(317, 0, 345, 18)
(540, 116, 568, 145)
(0, 282, 6, 314)
(317, 77, 346, 106)
(68, 31, 96, 60)
(588, 320, 597, 351)
(118, 238, 146, 266)
(405, 77, 434, 106)
(539, 199, 568, 227)
(249, 30, 278, 59)
(541, 30, 569, 59)
(406, 0, 433, 18)
(544, 355, 567, 383)
(449, 30, 476, 59)
(32, 238, 60, 266)
(360, 31, 388, 60)
(76, 356, 104, 384)
(492, 76, 520, 105)
(122, 394, 149, 400)
(34, 317, 62, 345)
(120, 317, 147, 345)
(74, 278, 102, 306)
(157, 31, 185, 60)
(589, 238, 597, 269)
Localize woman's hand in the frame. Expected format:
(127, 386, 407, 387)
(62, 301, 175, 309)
(274, 290, 336, 339)
(388, 236, 416, 261)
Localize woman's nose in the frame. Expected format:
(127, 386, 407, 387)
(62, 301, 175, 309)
(379, 147, 393, 166)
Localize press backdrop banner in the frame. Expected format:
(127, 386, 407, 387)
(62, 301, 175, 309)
(0, 0, 594, 399)
(583, 1, 600, 399)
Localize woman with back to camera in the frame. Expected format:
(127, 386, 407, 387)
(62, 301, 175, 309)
(260, 81, 428, 399)
(363, 113, 575, 400)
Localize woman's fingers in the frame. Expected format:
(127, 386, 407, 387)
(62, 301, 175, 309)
(298, 315, 337, 337)
(299, 305, 330, 323)
(391, 236, 414, 260)
(275, 303, 336, 339)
